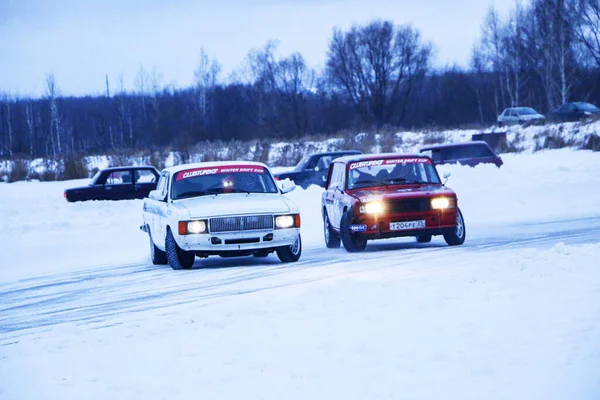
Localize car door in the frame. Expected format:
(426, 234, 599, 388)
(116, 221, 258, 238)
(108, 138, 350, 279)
(104, 169, 136, 200)
(134, 168, 159, 199)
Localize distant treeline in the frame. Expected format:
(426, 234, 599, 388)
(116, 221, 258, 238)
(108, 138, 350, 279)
(1, 0, 599, 160)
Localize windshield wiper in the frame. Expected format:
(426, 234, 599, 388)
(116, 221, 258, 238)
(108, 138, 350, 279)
(175, 188, 221, 199)
(384, 178, 430, 185)
(352, 180, 389, 188)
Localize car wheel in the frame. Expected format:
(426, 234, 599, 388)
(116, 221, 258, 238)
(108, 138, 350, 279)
(165, 229, 195, 270)
(416, 235, 432, 243)
(276, 234, 302, 263)
(340, 209, 367, 253)
(443, 208, 466, 246)
(149, 230, 168, 265)
(323, 210, 341, 248)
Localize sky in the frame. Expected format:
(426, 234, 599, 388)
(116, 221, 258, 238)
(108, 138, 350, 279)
(0, 0, 514, 97)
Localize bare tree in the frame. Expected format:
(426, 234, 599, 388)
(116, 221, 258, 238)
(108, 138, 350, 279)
(193, 48, 221, 119)
(326, 20, 432, 127)
(575, 0, 600, 66)
(0, 93, 14, 157)
(46, 72, 62, 158)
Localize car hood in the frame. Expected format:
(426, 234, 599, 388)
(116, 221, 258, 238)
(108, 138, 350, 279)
(349, 185, 456, 202)
(65, 184, 93, 192)
(175, 193, 295, 218)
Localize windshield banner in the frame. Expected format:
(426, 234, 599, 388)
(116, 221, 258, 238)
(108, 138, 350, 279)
(349, 158, 431, 170)
(176, 165, 265, 181)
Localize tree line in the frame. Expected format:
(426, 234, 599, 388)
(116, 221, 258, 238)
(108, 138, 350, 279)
(1, 0, 599, 160)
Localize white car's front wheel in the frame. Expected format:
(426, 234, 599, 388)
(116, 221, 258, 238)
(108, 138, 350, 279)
(165, 229, 195, 270)
(276, 234, 302, 263)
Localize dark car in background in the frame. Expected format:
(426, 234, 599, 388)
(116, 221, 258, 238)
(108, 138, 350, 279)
(64, 166, 160, 202)
(419, 141, 503, 168)
(548, 102, 600, 123)
(273, 150, 362, 188)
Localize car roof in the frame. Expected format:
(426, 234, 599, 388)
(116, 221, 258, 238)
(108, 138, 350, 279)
(308, 150, 362, 157)
(100, 165, 157, 172)
(164, 160, 269, 174)
(332, 152, 431, 164)
(419, 140, 491, 151)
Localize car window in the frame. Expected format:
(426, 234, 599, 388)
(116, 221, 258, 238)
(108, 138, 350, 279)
(156, 173, 168, 194)
(328, 162, 343, 188)
(442, 145, 492, 160)
(134, 169, 157, 183)
(430, 149, 441, 162)
(106, 170, 132, 185)
(316, 156, 333, 171)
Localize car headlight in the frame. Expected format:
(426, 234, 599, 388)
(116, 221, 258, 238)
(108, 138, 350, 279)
(178, 220, 208, 235)
(359, 201, 383, 214)
(431, 197, 455, 209)
(275, 214, 300, 229)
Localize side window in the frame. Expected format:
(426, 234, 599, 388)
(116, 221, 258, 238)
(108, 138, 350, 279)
(329, 163, 342, 189)
(134, 169, 157, 183)
(156, 173, 169, 196)
(430, 149, 441, 162)
(106, 170, 132, 185)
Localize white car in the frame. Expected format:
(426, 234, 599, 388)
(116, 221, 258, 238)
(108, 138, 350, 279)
(497, 107, 545, 126)
(141, 161, 302, 270)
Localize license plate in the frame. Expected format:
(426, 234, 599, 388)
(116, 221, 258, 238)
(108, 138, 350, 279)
(390, 220, 426, 231)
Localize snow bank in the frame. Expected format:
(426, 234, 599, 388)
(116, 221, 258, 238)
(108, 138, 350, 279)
(2, 241, 599, 400)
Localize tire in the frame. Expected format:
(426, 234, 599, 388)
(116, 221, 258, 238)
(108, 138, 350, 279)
(323, 210, 341, 248)
(416, 235, 432, 243)
(276, 234, 302, 263)
(149, 230, 168, 265)
(340, 209, 367, 253)
(165, 229, 195, 270)
(443, 208, 466, 246)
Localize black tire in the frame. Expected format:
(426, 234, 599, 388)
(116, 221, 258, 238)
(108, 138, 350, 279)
(443, 208, 466, 246)
(149, 230, 168, 265)
(340, 209, 367, 253)
(165, 229, 195, 270)
(276, 234, 302, 263)
(416, 235, 432, 243)
(323, 210, 341, 248)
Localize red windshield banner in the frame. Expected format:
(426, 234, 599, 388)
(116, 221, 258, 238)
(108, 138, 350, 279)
(349, 158, 431, 170)
(176, 165, 265, 181)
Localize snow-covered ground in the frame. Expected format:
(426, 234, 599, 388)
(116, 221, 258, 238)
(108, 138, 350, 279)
(1, 148, 600, 399)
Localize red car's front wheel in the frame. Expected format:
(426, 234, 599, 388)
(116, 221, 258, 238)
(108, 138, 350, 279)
(443, 208, 466, 246)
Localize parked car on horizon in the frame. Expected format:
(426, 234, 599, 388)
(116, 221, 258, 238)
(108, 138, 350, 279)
(321, 153, 466, 252)
(419, 141, 503, 168)
(497, 107, 545, 126)
(547, 102, 600, 123)
(141, 161, 302, 270)
(273, 150, 362, 189)
(64, 166, 160, 202)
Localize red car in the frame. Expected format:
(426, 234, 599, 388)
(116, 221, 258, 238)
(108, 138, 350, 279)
(321, 153, 466, 252)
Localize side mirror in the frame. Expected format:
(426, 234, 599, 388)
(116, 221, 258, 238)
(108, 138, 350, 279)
(149, 189, 165, 202)
(442, 172, 451, 185)
(279, 180, 297, 194)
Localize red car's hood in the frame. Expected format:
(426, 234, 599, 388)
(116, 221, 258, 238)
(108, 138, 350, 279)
(349, 184, 455, 202)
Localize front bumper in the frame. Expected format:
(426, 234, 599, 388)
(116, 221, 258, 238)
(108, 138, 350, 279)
(175, 228, 300, 253)
(352, 209, 457, 239)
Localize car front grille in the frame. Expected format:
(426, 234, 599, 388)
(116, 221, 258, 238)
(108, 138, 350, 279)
(385, 198, 431, 213)
(209, 215, 274, 233)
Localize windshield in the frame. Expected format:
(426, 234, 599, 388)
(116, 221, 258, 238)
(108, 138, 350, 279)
(516, 107, 537, 115)
(294, 155, 311, 171)
(171, 165, 279, 200)
(575, 102, 599, 111)
(347, 157, 441, 189)
(89, 170, 102, 185)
